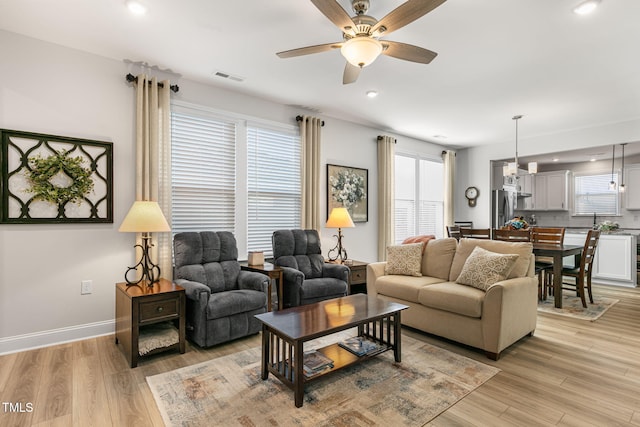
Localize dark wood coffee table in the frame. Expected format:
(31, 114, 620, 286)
(254, 294, 408, 407)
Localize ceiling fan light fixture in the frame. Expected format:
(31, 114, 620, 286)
(341, 37, 383, 68)
(573, 0, 601, 15)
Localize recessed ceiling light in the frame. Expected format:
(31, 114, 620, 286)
(590, 158, 597, 162)
(366, 90, 378, 98)
(126, 0, 147, 15)
(573, 0, 600, 15)
(552, 158, 560, 162)
(432, 135, 447, 139)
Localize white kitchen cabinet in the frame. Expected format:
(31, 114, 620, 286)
(532, 171, 569, 211)
(624, 164, 640, 210)
(563, 233, 637, 287)
(518, 173, 534, 210)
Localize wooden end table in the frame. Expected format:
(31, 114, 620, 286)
(240, 262, 283, 311)
(115, 279, 186, 368)
(326, 259, 369, 294)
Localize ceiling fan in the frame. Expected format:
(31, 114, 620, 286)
(277, 0, 447, 84)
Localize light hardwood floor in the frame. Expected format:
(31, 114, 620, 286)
(1, 284, 639, 426)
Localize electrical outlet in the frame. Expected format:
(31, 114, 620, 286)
(81, 280, 92, 295)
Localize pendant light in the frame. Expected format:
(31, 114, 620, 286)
(504, 115, 522, 176)
(619, 143, 626, 193)
(503, 115, 537, 177)
(609, 144, 616, 190)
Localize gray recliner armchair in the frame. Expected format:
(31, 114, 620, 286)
(272, 229, 349, 308)
(173, 231, 269, 347)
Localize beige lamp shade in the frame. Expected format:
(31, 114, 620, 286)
(326, 207, 355, 228)
(119, 201, 170, 233)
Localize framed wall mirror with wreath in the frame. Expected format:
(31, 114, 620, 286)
(0, 129, 113, 223)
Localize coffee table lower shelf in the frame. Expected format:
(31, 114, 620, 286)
(256, 295, 407, 408)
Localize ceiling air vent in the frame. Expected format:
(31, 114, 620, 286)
(213, 71, 244, 82)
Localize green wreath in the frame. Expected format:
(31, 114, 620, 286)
(27, 150, 94, 205)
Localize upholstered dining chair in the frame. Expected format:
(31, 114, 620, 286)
(460, 227, 491, 239)
(272, 229, 349, 308)
(554, 229, 601, 308)
(173, 231, 270, 347)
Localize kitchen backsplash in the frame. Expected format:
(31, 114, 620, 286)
(514, 210, 640, 231)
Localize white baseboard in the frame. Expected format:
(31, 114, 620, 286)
(0, 320, 115, 355)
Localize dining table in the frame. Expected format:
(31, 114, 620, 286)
(532, 243, 583, 308)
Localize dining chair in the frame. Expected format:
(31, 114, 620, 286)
(530, 227, 566, 245)
(446, 225, 462, 241)
(492, 228, 531, 242)
(530, 227, 566, 300)
(554, 229, 601, 308)
(460, 227, 491, 239)
(493, 228, 547, 300)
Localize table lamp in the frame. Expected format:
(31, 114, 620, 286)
(119, 200, 171, 286)
(326, 207, 355, 262)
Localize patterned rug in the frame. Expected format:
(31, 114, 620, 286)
(146, 332, 500, 426)
(538, 291, 619, 321)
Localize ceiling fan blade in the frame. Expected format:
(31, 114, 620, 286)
(311, 0, 357, 36)
(381, 40, 437, 64)
(343, 62, 361, 85)
(372, 0, 447, 37)
(277, 42, 343, 58)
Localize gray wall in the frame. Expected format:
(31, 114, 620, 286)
(0, 30, 445, 353)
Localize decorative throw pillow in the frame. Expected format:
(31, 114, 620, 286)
(456, 246, 519, 291)
(385, 243, 423, 277)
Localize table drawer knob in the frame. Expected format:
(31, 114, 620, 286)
(157, 306, 163, 313)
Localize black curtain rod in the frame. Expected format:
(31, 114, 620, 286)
(377, 135, 397, 143)
(296, 115, 324, 126)
(125, 73, 179, 93)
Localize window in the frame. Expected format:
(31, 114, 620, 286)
(574, 172, 619, 215)
(171, 103, 301, 258)
(394, 154, 444, 243)
(247, 125, 301, 255)
(171, 109, 236, 232)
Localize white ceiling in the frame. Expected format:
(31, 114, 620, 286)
(1, 0, 639, 154)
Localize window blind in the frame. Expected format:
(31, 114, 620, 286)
(171, 111, 236, 233)
(394, 154, 444, 242)
(247, 125, 301, 256)
(574, 172, 619, 215)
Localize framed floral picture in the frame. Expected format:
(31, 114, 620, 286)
(327, 164, 368, 222)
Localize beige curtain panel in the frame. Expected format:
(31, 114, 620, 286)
(443, 150, 456, 234)
(299, 115, 322, 231)
(134, 74, 172, 280)
(377, 135, 396, 261)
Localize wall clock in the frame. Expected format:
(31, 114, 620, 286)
(465, 186, 479, 207)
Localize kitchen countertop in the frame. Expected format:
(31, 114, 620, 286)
(561, 227, 640, 236)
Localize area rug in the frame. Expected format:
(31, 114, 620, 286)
(538, 291, 618, 321)
(146, 332, 500, 426)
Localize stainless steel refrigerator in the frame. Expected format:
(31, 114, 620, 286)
(492, 185, 517, 229)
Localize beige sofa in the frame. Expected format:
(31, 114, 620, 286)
(367, 238, 538, 360)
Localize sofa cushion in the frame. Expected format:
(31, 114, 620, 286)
(418, 282, 485, 318)
(449, 238, 533, 282)
(376, 275, 446, 302)
(385, 243, 423, 276)
(402, 235, 435, 254)
(456, 246, 518, 291)
(422, 238, 458, 280)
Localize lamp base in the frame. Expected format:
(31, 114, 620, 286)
(124, 235, 161, 287)
(327, 228, 348, 262)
